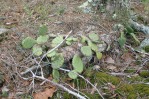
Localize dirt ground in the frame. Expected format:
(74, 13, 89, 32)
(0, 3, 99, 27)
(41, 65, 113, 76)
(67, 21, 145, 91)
(0, 0, 149, 99)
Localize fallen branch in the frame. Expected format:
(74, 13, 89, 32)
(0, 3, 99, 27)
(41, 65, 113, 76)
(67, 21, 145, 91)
(35, 75, 87, 99)
(129, 19, 149, 35)
(21, 30, 73, 75)
(20, 63, 51, 75)
(59, 68, 105, 99)
(38, 30, 73, 65)
(128, 20, 149, 52)
(20, 64, 87, 99)
(109, 72, 128, 76)
(125, 45, 149, 56)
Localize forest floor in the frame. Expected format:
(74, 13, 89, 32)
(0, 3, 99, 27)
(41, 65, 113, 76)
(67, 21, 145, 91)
(0, 0, 149, 99)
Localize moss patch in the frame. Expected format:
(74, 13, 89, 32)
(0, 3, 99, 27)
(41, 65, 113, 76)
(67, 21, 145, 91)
(133, 84, 149, 96)
(119, 84, 134, 92)
(116, 83, 149, 98)
(89, 72, 149, 98)
(84, 92, 101, 99)
(127, 75, 144, 83)
(94, 72, 120, 85)
(74, 79, 87, 89)
(139, 71, 149, 78)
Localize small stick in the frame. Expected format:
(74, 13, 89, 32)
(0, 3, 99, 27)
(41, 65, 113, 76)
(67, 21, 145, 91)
(59, 68, 104, 99)
(38, 30, 73, 65)
(21, 30, 73, 75)
(35, 75, 87, 99)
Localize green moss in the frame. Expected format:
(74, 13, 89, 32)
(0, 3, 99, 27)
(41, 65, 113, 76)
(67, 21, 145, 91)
(74, 79, 87, 89)
(1, 91, 8, 98)
(21, 94, 32, 99)
(132, 84, 149, 96)
(62, 92, 72, 99)
(119, 84, 134, 92)
(116, 83, 149, 98)
(124, 69, 136, 73)
(62, 92, 101, 99)
(144, 78, 149, 82)
(127, 75, 143, 83)
(143, 45, 149, 52)
(94, 72, 120, 85)
(127, 93, 137, 99)
(52, 92, 77, 99)
(84, 67, 94, 77)
(33, 4, 51, 19)
(139, 71, 149, 78)
(84, 92, 101, 99)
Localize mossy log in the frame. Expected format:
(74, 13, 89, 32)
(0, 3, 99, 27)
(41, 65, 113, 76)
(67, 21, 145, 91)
(129, 19, 149, 50)
(129, 19, 149, 35)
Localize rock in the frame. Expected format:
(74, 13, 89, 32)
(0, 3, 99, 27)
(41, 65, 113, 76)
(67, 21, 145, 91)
(0, 28, 9, 35)
(140, 38, 149, 48)
(140, 38, 149, 52)
(129, 19, 149, 35)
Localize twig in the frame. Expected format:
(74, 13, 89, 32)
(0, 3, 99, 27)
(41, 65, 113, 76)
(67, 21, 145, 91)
(35, 76, 86, 99)
(129, 19, 149, 35)
(22, 66, 104, 99)
(109, 72, 128, 76)
(91, 83, 97, 94)
(141, 58, 149, 66)
(20, 64, 87, 99)
(62, 82, 89, 99)
(38, 30, 73, 65)
(125, 45, 149, 56)
(59, 68, 104, 99)
(20, 63, 51, 75)
(21, 30, 72, 75)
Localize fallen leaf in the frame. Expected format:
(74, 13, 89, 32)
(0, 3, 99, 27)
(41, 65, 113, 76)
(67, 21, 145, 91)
(105, 57, 115, 64)
(121, 52, 133, 64)
(107, 65, 116, 70)
(33, 87, 56, 99)
(22, 80, 30, 87)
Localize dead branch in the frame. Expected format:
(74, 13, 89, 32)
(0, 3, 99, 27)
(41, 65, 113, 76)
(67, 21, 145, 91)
(129, 19, 149, 35)
(34, 76, 87, 99)
(59, 68, 105, 99)
(38, 30, 73, 65)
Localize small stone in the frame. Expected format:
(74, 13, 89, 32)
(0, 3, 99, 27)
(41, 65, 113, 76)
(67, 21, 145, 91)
(140, 38, 149, 48)
(0, 28, 9, 35)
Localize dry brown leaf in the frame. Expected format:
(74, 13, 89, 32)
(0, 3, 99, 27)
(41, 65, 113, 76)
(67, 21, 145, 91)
(33, 87, 56, 99)
(107, 65, 116, 70)
(121, 52, 133, 64)
(105, 57, 115, 64)
(22, 80, 30, 87)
